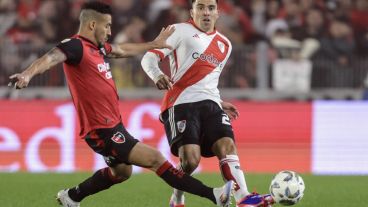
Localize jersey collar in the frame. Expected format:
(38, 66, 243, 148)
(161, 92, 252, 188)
(187, 19, 217, 35)
(75, 35, 99, 49)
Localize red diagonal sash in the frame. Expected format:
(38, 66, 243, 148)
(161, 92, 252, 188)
(161, 34, 229, 112)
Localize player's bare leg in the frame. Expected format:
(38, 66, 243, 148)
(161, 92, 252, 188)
(127, 142, 233, 206)
(169, 144, 201, 207)
(170, 137, 251, 207)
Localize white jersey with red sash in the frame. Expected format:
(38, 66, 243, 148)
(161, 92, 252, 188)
(147, 20, 232, 112)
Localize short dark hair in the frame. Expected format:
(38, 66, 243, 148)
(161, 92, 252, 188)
(81, 1, 112, 15)
(191, 0, 218, 4)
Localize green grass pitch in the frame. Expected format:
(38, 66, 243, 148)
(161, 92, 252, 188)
(0, 172, 367, 207)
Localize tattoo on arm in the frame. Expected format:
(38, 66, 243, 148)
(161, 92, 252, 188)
(106, 53, 120, 58)
(31, 47, 67, 74)
(45, 48, 67, 64)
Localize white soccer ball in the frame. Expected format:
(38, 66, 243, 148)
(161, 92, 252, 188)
(269, 170, 305, 206)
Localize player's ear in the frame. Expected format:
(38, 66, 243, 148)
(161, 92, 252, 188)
(89, 21, 96, 31)
(190, 9, 193, 18)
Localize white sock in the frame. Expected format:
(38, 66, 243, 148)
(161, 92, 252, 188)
(220, 155, 250, 202)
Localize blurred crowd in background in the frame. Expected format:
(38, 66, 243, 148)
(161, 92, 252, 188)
(1, 0, 368, 91)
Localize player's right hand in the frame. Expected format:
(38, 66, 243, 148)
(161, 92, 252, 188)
(155, 74, 173, 90)
(8, 73, 31, 89)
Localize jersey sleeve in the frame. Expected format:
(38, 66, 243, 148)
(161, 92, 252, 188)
(148, 24, 182, 61)
(56, 38, 83, 65)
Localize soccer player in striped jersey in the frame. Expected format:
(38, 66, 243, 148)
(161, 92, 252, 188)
(141, 0, 274, 207)
(8, 1, 234, 207)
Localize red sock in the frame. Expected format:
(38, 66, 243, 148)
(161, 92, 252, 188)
(156, 161, 216, 204)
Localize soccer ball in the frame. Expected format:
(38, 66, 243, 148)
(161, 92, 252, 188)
(269, 170, 305, 206)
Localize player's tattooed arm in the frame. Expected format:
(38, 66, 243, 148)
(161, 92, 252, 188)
(107, 26, 175, 58)
(8, 48, 66, 89)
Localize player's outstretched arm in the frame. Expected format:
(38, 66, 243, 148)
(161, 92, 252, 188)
(108, 26, 175, 58)
(8, 48, 66, 89)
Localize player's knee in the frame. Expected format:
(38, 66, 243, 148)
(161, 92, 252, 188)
(110, 165, 132, 182)
(114, 171, 131, 183)
(213, 138, 237, 157)
(146, 150, 166, 169)
(181, 157, 200, 173)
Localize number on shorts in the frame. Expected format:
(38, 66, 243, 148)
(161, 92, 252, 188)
(222, 114, 231, 125)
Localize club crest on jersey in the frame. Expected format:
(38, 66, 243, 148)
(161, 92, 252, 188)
(217, 41, 225, 53)
(177, 120, 186, 133)
(111, 132, 126, 144)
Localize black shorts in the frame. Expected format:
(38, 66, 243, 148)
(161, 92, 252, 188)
(84, 122, 139, 167)
(161, 100, 234, 157)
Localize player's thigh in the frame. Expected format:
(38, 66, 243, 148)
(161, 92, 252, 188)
(128, 142, 166, 171)
(161, 104, 201, 156)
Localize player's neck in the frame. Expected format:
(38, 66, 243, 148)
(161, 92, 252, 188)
(77, 29, 98, 47)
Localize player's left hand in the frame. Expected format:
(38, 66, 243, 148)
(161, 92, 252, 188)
(8, 73, 31, 89)
(152, 26, 175, 50)
(155, 74, 173, 90)
(221, 101, 239, 121)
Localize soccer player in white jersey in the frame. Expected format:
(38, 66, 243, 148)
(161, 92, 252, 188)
(141, 0, 275, 207)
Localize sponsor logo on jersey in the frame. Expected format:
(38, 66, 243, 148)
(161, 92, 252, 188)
(192, 52, 222, 67)
(177, 120, 186, 133)
(193, 34, 200, 39)
(217, 41, 225, 53)
(97, 62, 112, 79)
(111, 132, 126, 144)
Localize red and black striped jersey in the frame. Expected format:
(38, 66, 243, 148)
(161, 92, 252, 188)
(57, 35, 121, 138)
